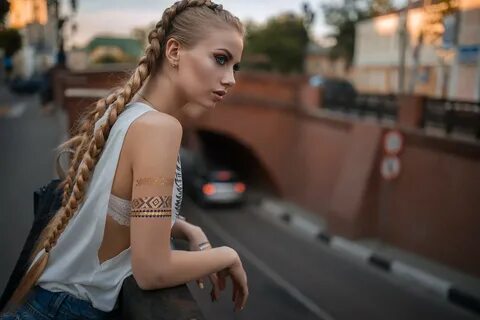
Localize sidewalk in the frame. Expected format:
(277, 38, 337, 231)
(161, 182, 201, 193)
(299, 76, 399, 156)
(0, 86, 69, 294)
(255, 196, 480, 316)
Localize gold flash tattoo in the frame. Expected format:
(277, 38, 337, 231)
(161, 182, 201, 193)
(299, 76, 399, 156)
(131, 196, 173, 218)
(135, 177, 174, 187)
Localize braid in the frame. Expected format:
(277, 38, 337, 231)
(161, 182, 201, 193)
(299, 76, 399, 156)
(2, 0, 231, 313)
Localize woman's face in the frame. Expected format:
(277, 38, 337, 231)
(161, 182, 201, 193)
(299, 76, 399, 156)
(177, 27, 244, 109)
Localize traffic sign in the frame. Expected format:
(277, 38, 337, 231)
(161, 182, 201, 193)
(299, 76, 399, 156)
(383, 130, 404, 155)
(381, 156, 401, 180)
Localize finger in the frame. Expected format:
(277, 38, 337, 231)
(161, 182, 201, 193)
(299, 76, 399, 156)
(232, 281, 238, 303)
(196, 279, 204, 289)
(235, 290, 242, 311)
(240, 286, 249, 311)
(210, 288, 216, 302)
(209, 273, 220, 300)
(217, 273, 226, 291)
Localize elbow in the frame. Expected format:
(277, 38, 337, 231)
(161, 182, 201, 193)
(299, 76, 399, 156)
(131, 256, 170, 290)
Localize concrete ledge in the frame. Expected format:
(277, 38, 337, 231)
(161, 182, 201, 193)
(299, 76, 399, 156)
(120, 275, 206, 320)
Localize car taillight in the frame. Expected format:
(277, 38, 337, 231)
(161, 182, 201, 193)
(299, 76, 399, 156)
(202, 183, 216, 195)
(234, 183, 246, 193)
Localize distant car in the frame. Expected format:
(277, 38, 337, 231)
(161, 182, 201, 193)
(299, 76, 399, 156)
(309, 75, 357, 109)
(180, 148, 247, 207)
(9, 75, 44, 95)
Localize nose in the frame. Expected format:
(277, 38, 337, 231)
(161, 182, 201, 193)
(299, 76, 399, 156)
(221, 69, 236, 88)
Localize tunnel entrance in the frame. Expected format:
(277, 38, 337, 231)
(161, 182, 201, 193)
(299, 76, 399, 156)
(189, 129, 280, 198)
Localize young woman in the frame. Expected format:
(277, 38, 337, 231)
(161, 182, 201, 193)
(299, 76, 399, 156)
(0, 0, 248, 318)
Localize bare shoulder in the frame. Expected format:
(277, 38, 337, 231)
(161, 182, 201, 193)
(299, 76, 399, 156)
(131, 110, 182, 135)
(124, 111, 183, 162)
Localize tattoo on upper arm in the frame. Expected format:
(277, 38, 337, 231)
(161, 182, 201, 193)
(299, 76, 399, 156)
(130, 196, 173, 218)
(135, 177, 174, 187)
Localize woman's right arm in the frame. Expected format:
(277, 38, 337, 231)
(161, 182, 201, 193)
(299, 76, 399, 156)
(127, 112, 240, 290)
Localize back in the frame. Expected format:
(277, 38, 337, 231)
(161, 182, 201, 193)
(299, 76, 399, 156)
(33, 102, 183, 312)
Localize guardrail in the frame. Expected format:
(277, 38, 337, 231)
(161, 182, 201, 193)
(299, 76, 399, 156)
(422, 98, 480, 139)
(120, 241, 206, 320)
(323, 93, 398, 120)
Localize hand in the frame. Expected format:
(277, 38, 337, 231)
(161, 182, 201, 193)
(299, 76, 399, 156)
(187, 227, 223, 302)
(219, 255, 248, 312)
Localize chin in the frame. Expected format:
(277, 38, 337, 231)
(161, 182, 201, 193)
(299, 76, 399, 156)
(200, 100, 217, 110)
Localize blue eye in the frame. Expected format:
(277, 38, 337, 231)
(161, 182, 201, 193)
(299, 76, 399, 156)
(215, 55, 227, 65)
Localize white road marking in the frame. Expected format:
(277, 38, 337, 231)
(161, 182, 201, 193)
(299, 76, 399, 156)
(4, 102, 27, 118)
(194, 207, 336, 320)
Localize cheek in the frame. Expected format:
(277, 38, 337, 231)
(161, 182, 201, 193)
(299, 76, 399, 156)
(181, 55, 217, 96)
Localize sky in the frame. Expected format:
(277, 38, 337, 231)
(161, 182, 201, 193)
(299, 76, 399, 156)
(66, 0, 407, 48)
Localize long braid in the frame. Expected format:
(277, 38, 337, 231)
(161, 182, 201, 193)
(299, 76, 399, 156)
(2, 0, 239, 313)
(59, 88, 122, 207)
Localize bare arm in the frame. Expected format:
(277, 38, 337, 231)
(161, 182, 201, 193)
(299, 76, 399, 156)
(171, 218, 202, 242)
(128, 112, 239, 290)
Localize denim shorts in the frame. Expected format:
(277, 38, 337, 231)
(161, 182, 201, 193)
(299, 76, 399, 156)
(0, 286, 119, 320)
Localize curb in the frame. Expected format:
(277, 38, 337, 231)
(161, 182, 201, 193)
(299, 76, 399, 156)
(259, 199, 480, 316)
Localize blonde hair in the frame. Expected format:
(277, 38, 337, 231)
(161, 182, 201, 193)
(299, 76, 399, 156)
(3, 0, 244, 313)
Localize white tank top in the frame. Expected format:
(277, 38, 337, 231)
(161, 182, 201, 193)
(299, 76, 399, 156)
(32, 102, 183, 312)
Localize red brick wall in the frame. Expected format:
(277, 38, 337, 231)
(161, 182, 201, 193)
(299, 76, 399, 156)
(376, 132, 480, 276)
(56, 68, 480, 276)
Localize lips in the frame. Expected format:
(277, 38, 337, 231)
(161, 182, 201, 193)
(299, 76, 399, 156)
(213, 90, 226, 97)
(212, 90, 226, 102)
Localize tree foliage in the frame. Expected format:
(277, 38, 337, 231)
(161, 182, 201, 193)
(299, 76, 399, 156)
(0, 0, 9, 28)
(243, 13, 310, 74)
(0, 29, 22, 57)
(420, 0, 458, 45)
(321, 0, 395, 68)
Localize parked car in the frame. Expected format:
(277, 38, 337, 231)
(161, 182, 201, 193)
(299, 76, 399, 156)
(309, 75, 358, 109)
(9, 75, 44, 95)
(180, 148, 247, 208)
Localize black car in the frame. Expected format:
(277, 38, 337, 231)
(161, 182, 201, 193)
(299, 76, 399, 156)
(309, 75, 357, 109)
(180, 148, 247, 207)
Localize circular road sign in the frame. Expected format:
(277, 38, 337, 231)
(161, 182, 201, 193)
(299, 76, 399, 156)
(383, 130, 404, 155)
(381, 156, 401, 180)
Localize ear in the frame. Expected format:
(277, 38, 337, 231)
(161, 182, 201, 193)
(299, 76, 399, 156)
(165, 38, 181, 67)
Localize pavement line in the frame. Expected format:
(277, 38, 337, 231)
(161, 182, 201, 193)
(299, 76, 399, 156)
(391, 261, 451, 298)
(290, 215, 322, 237)
(330, 237, 373, 261)
(195, 210, 336, 320)
(5, 102, 27, 118)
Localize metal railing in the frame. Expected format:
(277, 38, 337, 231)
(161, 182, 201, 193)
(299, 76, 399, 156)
(323, 93, 398, 120)
(422, 98, 480, 139)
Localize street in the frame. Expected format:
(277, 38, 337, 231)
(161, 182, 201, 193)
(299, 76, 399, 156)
(0, 91, 477, 320)
(183, 199, 478, 320)
(0, 90, 67, 294)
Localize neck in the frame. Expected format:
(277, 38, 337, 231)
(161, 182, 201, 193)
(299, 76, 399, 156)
(134, 72, 187, 120)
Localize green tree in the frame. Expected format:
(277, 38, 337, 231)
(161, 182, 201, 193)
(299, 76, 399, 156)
(0, 0, 10, 29)
(321, 0, 395, 69)
(0, 29, 22, 57)
(243, 13, 310, 74)
(407, 0, 458, 94)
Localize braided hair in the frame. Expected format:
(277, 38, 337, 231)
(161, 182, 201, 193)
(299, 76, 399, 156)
(3, 0, 243, 312)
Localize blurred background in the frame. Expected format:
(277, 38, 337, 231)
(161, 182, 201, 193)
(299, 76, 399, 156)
(0, 0, 479, 319)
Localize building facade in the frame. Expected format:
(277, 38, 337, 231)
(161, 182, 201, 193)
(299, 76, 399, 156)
(6, 0, 58, 78)
(353, 0, 480, 101)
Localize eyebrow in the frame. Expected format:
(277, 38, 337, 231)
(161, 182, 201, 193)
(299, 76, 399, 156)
(217, 48, 240, 64)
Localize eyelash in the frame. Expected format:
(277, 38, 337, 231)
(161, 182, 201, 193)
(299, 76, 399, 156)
(214, 54, 240, 72)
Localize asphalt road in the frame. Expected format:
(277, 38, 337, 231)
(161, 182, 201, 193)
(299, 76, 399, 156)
(183, 198, 478, 320)
(0, 91, 67, 294)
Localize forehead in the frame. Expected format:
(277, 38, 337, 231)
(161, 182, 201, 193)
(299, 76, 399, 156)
(195, 28, 243, 61)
